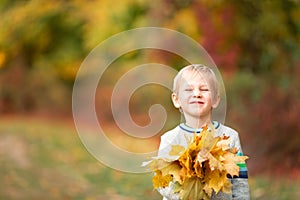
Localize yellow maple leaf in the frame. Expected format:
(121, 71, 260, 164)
(180, 177, 209, 200)
(203, 170, 232, 196)
(223, 152, 248, 177)
(169, 145, 185, 156)
(179, 150, 194, 178)
(197, 148, 210, 163)
(207, 152, 225, 171)
(200, 129, 218, 152)
(147, 159, 170, 172)
(152, 170, 173, 189)
(206, 170, 229, 194)
(161, 161, 182, 184)
(193, 159, 204, 179)
(216, 135, 231, 151)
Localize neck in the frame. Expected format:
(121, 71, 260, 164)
(184, 114, 212, 129)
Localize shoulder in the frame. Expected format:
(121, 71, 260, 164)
(216, 123, 242, 150)
(158, 126, 183, 158)
(159, 125, 190, 151)
(216, 123, 239, 137)
(161, 126, 181, 140)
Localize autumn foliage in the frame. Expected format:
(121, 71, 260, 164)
(144, 126, 248, 200)
(0, 0, 299, 176)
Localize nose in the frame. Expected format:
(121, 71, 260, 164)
(193, 89, 202, 97)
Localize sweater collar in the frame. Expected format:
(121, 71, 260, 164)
(179, 121, 220, 133)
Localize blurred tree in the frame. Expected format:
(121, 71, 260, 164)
(0, 0, 299, 176)
(228, 0, 300, 76)
(0, 1, 86, 113)
(74, 0, 149, 50)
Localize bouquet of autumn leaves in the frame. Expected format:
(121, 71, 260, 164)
(143, 126, 248, 200)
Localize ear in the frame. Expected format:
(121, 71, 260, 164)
(212, 94, 220, 108)
(171, 93, 181, 108)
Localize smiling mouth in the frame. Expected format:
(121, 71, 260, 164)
(190, 101, 204, 104)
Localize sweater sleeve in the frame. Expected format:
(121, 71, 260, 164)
(231, 133, 250, 200)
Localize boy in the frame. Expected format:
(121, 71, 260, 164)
(156, 64, 249, 200)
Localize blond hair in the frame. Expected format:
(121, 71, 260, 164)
(173, 64, 220, 102)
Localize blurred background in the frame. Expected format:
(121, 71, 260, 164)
(0, 0, 300, 199)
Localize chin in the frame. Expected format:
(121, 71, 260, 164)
(187, 109, 210, 117)
(187, 111, 205, 117)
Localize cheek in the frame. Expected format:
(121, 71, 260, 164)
(178, 93, 190, 102)
(203, 93, 213, 102)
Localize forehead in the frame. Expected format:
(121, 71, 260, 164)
(179, 70, 210, 86)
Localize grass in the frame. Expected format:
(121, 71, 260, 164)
(0, 117, 299, 200)
(249, 176, 300, 200)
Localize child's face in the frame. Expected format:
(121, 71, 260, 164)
(172, 70, 218, 120)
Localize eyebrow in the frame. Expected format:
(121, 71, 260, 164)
(183, 83, 209, 87)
